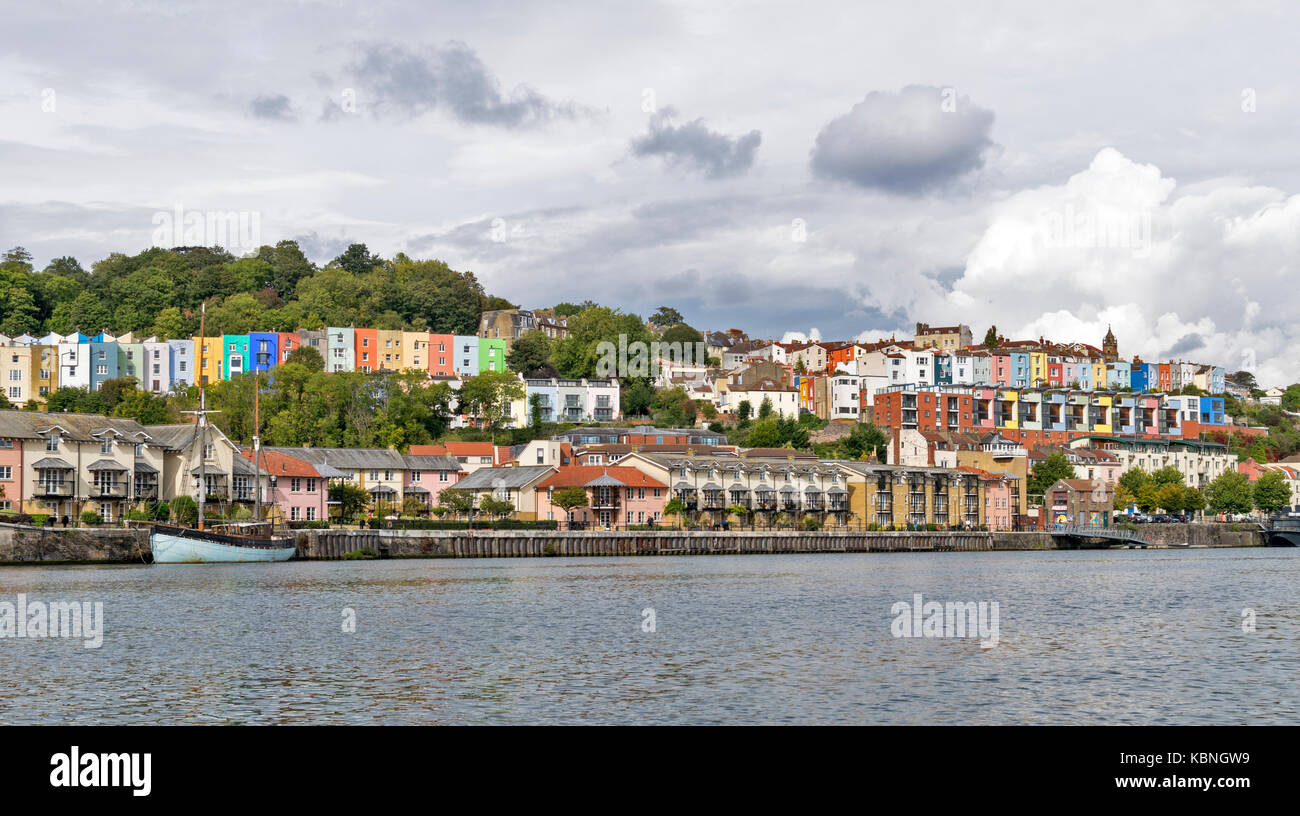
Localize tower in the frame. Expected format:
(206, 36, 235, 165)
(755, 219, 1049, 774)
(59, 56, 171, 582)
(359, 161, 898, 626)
(1102, 325, 1118, 363)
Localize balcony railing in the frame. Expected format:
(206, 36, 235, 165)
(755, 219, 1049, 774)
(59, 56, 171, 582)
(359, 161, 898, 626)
(33, 479, 73, 497)
(90, 482, 127, 498)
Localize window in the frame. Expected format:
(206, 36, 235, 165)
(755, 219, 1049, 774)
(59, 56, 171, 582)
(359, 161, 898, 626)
(439, 472, 448, 482)
(7, 369, 19, 381)
(96, 365, 107, 375)
(411, 471, 421, 482)
(7, 387, 18, 399)
(134, 443, 143, 456)
(100, 439, 112, 454)
(0, 466, 10, 480)
(291, 478, 301, 492)
(306, 479, 316, 493)
(46, 435, 59, 452)
(290, 506, 301, 521)
(306, 507, 316, 521)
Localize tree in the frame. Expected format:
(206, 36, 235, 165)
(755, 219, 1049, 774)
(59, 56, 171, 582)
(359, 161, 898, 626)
(478, 497, 515, 520)
(744, 419, 783, 448)
(757, 396, 774, 420)
(983, 326, 998, 349)
(438, 488, 476, 520)
(402, 496, 429, 518)
(459, 370, 525, 441)
(737, 400, 753, 424)
(329, 482, 370, 522)
(660, 323, 703, 355)
(1183, 487, 1207, 516)
(1028, 451, 1077, 497)
(1150, 466, 1184, 487)
(551, 486, 589, 522)
(284, 344, 325, 372)
(664, 496, 686, 528)
(620, 378, 655, 417)
(169, 495, 198, 526)
(649, 307, 684, 327)
(1253, 471, 1291, 514)
(1155, 483, 1185, 514)
(1205, 470, 1253, 515)
(839, 423, 888, 461)
(505, 330, 552, 374)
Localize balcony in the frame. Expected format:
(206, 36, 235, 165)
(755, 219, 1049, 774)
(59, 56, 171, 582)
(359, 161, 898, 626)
(702, 491, 725, 510)
(33, 479, 73, 497)
(134, 483, 159, 500)
(90, 482, 127, 499)
(754, 492, 777, 511)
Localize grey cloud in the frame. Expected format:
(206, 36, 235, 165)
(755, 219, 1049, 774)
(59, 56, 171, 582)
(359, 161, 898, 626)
(631, 108, 761, 179)
(291, 232, 358, 264)
(250, 94, 294, 120)
(1167, 333, 1204, 357)
(810, 85, 995, 193)
(344, 41, 584, 127)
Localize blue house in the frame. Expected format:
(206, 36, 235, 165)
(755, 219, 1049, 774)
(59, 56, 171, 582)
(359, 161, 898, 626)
(1130, 364, 1148, 392)
(249, 332, 279, 374)
(88, 341, 119, 391)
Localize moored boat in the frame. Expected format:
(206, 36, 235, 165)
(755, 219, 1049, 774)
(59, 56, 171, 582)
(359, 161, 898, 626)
(150, 522, 296, 563)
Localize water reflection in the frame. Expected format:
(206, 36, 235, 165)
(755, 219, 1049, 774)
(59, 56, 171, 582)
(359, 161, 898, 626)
(1, 549, 1297, 724)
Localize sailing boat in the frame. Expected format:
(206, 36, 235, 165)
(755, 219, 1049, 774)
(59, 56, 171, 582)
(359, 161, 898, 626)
(150, 303, 296, 563)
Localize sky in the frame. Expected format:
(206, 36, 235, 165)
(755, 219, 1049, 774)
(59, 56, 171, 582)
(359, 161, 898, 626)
(3, 0, 1300, 384)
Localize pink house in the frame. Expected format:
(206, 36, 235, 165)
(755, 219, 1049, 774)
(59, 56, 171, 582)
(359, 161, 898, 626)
(401, 454, 463, 509)
(241, 449, 328, 523)
(535, 466, 668, 528)
(0, 433, 22, 512)
(962, 466, 1015, 531)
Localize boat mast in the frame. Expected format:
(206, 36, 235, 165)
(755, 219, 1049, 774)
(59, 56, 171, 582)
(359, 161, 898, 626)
(253, 376, 261, 524)
(182, 302, 220, 532)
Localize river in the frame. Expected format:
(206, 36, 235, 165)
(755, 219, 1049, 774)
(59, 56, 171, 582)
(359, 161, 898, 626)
(1, 549, 1296, 724)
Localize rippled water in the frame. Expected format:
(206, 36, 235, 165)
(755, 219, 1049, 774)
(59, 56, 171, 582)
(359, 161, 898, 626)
(1, 549, 1297, 724)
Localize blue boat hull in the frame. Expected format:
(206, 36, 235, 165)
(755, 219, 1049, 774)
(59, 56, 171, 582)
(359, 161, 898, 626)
(151, 531, 296, 563)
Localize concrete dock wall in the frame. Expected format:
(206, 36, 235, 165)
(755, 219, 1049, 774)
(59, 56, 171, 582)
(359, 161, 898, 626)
(0, 522, 1268, 565)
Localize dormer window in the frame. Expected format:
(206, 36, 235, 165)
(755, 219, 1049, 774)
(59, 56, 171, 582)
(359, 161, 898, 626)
(100, 439, 112, 454)
(46, 435, 59, 452)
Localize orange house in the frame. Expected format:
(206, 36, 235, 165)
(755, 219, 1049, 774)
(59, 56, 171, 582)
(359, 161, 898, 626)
(428, 333, 455, 377)
(354, 328, 378, 372)
(277, 332, 299, 363)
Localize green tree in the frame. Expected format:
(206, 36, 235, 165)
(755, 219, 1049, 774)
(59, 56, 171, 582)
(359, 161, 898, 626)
(505, 330, 552, 374)
(736, 400, 752, 424)
(983, 326, 998, 349)
(649, 306, 684, 327)
(1028, 451, 1077, 497)
(1253, 470, 1291, 514)
(744, 418, 783, 448)
(757, 397, 775, 420)
(284, 344, 325, 372)
(438, 488, 476, 520)
(551, 486, 590, 520)
(478, 497, 515, 519)
(329, 482, 370, 522)
(620, 378, 655, 417)
(1205, 470, 1253, 515)
(169, 495, 198, 526)
(459, 370, 525, 441)
(839, 423, 888, 461)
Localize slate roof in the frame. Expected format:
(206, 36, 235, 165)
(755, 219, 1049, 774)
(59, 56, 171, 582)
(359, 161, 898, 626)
(455, 465, 556, 490)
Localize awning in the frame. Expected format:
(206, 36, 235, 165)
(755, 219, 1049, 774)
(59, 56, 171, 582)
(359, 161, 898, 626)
(804, 486, 822, 494)
(404, 485, 429, 493)
(87, 459, 127, 471)
(673, 482, 696, 491)
(368, 485, 397, 495)
(779, 485, 797, 494)
(132, 461, 159, 474)
(827, 486, 848, 495)
(31, 457, 73, 470)
(190, 467, 228, 476)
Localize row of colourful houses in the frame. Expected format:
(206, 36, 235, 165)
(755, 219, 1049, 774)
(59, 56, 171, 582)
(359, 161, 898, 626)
(0, 329, 512, 404)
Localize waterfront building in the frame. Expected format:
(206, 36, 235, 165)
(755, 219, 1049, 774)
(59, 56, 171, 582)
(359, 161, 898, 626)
(535, 466, 669, 527)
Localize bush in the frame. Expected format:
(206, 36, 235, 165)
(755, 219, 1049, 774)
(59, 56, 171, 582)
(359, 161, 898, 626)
(286, 520, 332, 530)
(31, 513, 50, 526)
(126, 509, 151, 521)
(80, 511, 103, 525)
(0, 511, 35, 525)
(342, 547, 378, 560)
(366, 519, 559, 530)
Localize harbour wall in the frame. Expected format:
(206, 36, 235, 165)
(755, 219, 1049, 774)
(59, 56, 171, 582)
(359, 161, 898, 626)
(0, 522, 1269, 564)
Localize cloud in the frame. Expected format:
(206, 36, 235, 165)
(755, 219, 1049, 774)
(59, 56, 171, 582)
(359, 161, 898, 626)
(927, 147, 1300, 386)
(250, 94, 294, 120)
(781, 328, 822, 343)
(631, 107, 761, 179)
(810, 85, 995, 193)
(344, 41, 584, 127)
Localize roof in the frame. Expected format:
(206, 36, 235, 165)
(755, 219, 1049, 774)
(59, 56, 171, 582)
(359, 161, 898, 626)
(401, 454, 462, 471)
(455, 465, 556, 490)
(0, 410, 157, 443)
(538, 466, 667, 489)
(86, 459, 127, 471)
(31, 457, 73, 469)
(262, 446, 406, 470)
(241, 449, 321, 479)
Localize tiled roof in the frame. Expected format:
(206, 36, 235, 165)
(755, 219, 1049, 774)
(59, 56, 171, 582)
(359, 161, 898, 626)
(538, 466, 667, 489)
(241, 449, 322, 479)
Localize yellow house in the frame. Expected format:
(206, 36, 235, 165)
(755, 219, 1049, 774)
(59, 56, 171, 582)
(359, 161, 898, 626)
(376, 329, 404, 371)
(1092, 394, 1113, 433)
(192, 336, 223, 385)
(1028, 350, 1047, 386)
(400, 331, 429, 374)
(1000, 389, 1019, 429)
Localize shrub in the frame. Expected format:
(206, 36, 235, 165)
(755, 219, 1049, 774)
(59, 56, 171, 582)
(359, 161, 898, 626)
(342, 547, 378, 560)
(80, 511, 103, 525)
